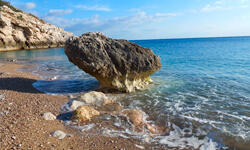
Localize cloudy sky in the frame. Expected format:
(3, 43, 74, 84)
(10, 0, 250, 40)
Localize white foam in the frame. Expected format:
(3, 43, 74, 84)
(72, 124, 95, 131)
(159, 124, 219, 149)
(60, 100, 74, 112)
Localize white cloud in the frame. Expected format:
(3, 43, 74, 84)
(215, 0, 225, 4)
(42, 11, 180, 36)
(201, 4, 248, 12)
(201, 5, 222, 12)
(47, 9, 73, 16)
(127, 8, 141, 12)
(155, 13, 179, 17)
(75, 5, 111, 11)
(24, 2, 36, 10)
(201, 4, 236, 12)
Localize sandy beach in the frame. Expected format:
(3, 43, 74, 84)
(0, 63, 160, 150)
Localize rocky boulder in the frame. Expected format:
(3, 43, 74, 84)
(0, 5, 73, 51)
(65, 32, 161, 92)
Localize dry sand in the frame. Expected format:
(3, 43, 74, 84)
(0, 63, 164, 150)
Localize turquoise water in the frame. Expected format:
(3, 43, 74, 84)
(0, 36, 249, 149)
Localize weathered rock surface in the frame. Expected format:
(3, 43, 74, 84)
(0, 5, 73, 51)
(71, 106, 100, 122)
(65, 32, 161, 92)
(41, 112, 56, 120)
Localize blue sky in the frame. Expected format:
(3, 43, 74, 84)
(10, 0, 250, 40)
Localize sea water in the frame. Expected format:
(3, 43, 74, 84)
(0, 36, 249, 149)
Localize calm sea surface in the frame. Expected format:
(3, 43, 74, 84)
(0, 36, 249, 149)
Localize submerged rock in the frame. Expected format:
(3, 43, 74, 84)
(65, 32, 161, 92)
(71, 106, 100, 122)
(120, 109, 169, 134)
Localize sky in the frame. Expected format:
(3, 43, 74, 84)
(9, 0, 250, 40)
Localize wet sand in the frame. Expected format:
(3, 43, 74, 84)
(0, 63, 163, 150)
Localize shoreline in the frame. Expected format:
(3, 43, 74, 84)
(0, 45, 65, 53)
(0, 63, 157, 149)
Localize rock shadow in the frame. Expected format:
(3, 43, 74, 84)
(0, 77, 43, 93)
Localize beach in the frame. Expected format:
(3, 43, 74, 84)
(0, 36, 249, 150)
(0, 63, 154, 150)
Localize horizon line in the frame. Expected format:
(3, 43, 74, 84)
(129, 35, 250, 41)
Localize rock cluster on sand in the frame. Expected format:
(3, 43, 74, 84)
(67, 91, 168, 134)
(65, 32, 161, 92)
(0, 5, 73, 51)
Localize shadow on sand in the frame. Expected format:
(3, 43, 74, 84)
(0, 77, 43, 93)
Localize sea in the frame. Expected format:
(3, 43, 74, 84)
(0, 36, 249, 149)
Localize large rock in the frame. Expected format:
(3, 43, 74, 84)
(0, 5, 73, 51)
(65, 32, 161, 92)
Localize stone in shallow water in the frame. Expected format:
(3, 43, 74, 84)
(65, 32, 161, 92)
(71, 106, 100, 122)
(70, 91, 114, 109)
(79, 91, 110, 106)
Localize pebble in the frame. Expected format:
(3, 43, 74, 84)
(11, 136, 16, 140)
(0, 94, 4, 101)
(41, 112, 56, 120)
(50, 130, 66, 139)
(135, 144, 145, 149)
(7, 59, 17, 62)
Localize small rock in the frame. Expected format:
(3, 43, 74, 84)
(135, 144, 145, 149)
(0, 94, 4, 101)
(48, 76, 57, 80)
(79, 91, 112, 106)
(50, 130, 66, 139)
(70, 100, 85, 110)
(41, 112, 56, 120)
(11, 136, 16, 140)
(7, 59, 17, 62)
(18, 144, 22, 147)
(71, 106, 100, 122)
